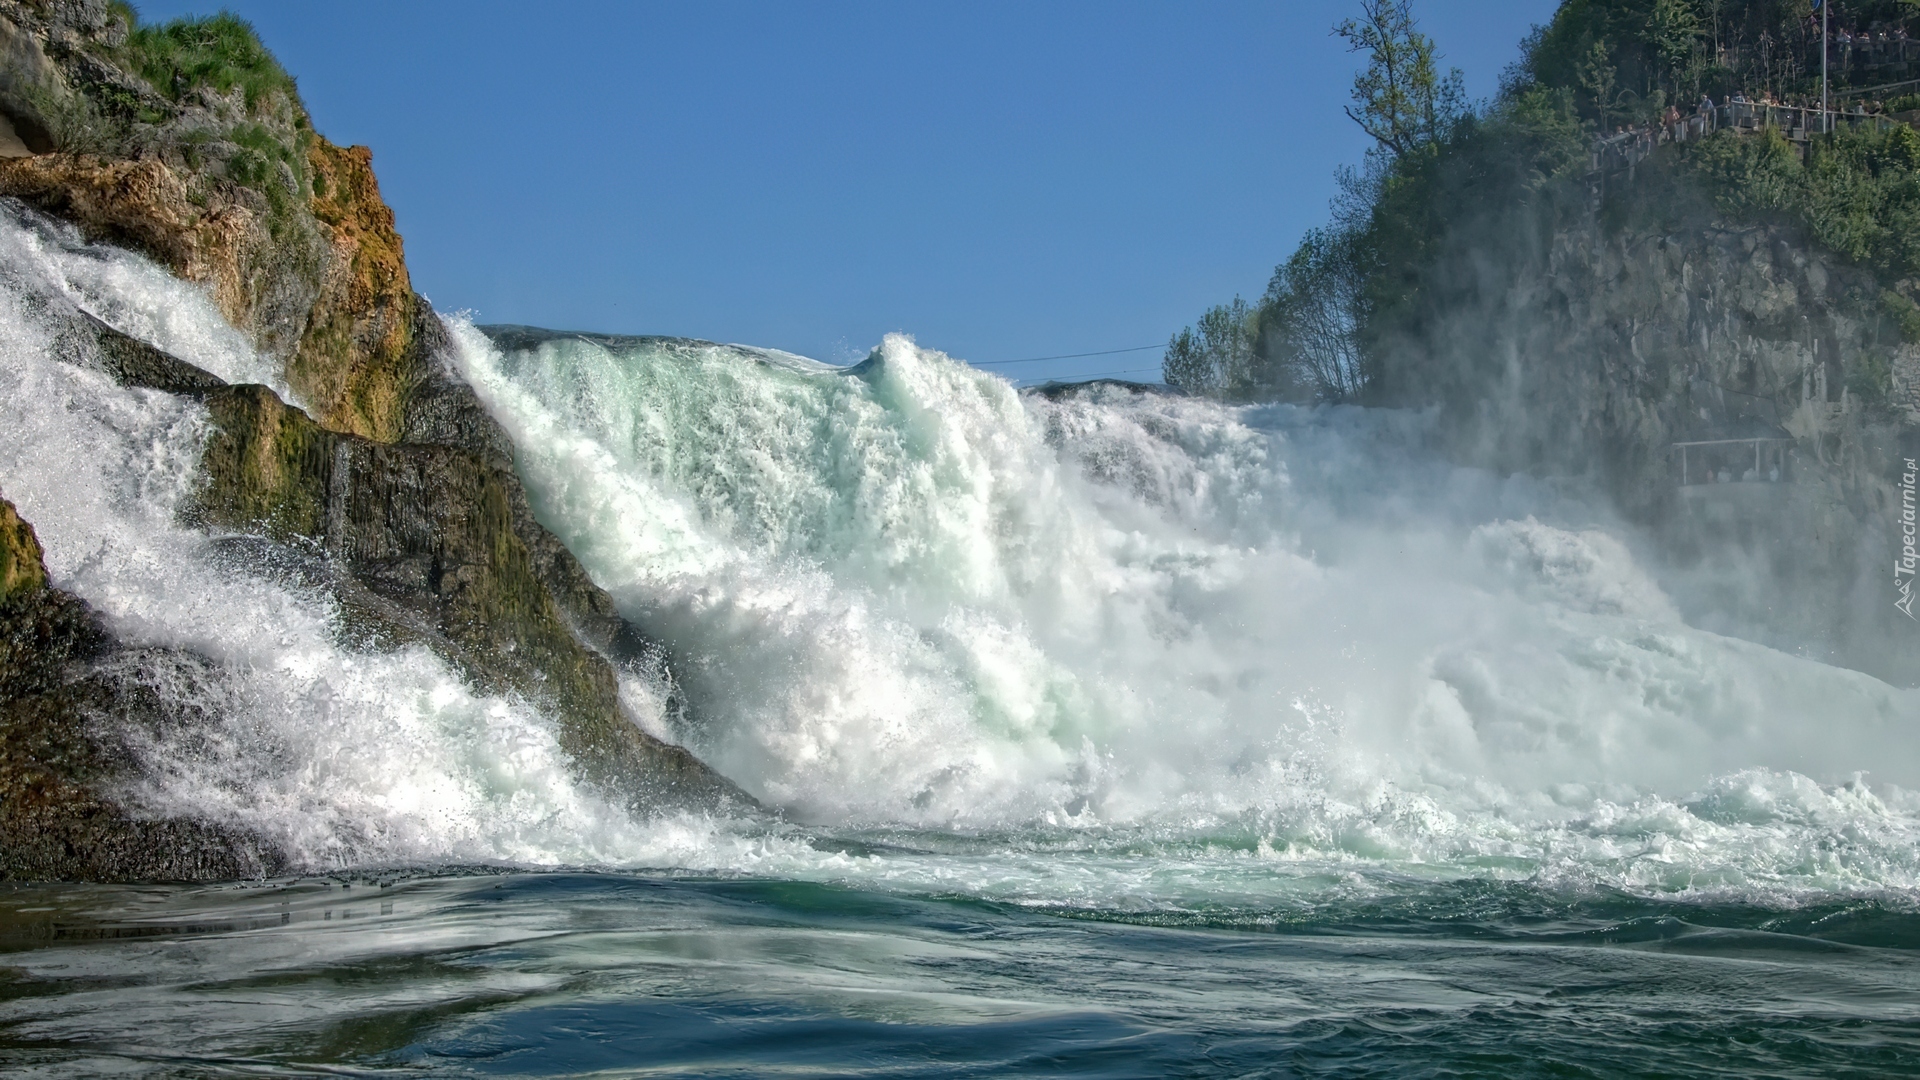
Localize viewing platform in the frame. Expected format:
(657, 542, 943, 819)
(1593, 102, 1905, 177)
(1673, 437, 1794, 486)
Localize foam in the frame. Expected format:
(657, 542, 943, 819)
(5, 197, 1919, 905)
(438, 318, 1920, 901)
(0, 203, 680, 869)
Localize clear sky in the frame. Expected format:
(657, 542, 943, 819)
(129, 1, 1560, 382)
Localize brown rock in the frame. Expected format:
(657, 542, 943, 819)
(293, 139, 418, 442)
(0, 152, 253, 323)
(0, 492, 45, 599)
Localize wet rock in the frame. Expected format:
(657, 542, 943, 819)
(189, 382, 746, 815)
(0, 492, 289, 881)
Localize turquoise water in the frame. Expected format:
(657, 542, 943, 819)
(4, 865, 1920, 1076)
(3, 204, 1920, 1076)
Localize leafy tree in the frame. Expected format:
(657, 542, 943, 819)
(1256, 229, 1368, 402)
(1648, 0, 1703, 92)
(1162, 298, 1258, 399)
(1336, 0, 1467, 160)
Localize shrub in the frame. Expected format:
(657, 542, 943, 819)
(1882, 290, 1920, 344)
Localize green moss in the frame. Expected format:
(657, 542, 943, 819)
(190, 386, 332, 541)
(1881, 289, 1920, 345)
(226, 121, 312, 237)
(1848, 349, 1894, 404)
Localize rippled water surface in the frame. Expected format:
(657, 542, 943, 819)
(4, 865, 1920, 1077)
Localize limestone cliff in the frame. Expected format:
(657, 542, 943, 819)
(0, 3, 749, 879)
(0, 0, 425, 441)
(1374, 198, 1920, 679)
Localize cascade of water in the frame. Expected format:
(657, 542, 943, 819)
(0, 204, 687, 869)
(445, 321, 1920, 848)
(4, 195, 1919, 902)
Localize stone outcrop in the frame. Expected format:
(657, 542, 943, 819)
(293, 139, 418, 440)
(1375, 200, 1919, 679)
(0, 151, 256, 304)
(0, 493, 44, 598)
(0, 8, 62, 153)
(0, 491, 291, 881)
(0, 0, 421, 441)
(188, 380, 739, 811)
(93, 315, 748, 816)
(0, 3, 754, 880)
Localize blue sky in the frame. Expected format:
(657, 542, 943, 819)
(131, 1, 1559, 382)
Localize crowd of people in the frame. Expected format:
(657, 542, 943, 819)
(1591, 87, 1908, 172)
(1833, 24, 1914, 61)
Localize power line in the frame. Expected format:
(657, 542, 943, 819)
(1017, 365, 1164, 384)
(972, 343, 1165, 367)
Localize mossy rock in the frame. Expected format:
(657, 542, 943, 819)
(0, 493, 46, 601)
(191, 383, 749, 812)
(0, 491, 287, 882)
(289, 138, 419, 442)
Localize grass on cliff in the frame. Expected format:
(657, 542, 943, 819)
(113, 13, 314, 239)
(124, 13, 298, 112)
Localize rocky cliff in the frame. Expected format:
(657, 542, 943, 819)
(1373, 182, 1920, 680)
(0, 2, 746, 880)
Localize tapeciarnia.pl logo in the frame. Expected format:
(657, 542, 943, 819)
(1900, 457, 1918, 620)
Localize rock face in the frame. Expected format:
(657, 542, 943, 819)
(294, 139, 419, 440)
(0, 6, 64, 153)
(0, 494, 44, 598)
(188, 380, 739, 811)
(1375, 206, 1919, 678)
(1, 491, 291, 881)
(0, 4, 751, 880)
(0, 0, 424, 441)
(0, 310, 747, 882)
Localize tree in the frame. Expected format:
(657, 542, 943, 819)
(1648, 0, 1704, 99)
(1256, 229, 1368, 402)
(1336, 0, 1465, 160)
(1577, 37, 1621, 132)
(1162, 298, 1258, 399)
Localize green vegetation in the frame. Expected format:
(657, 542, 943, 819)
(1166, 0, 1920, 402)
(33, 9, 314, 235)
(123, 14, 299, 112)
(1163, 298, 1259, 399)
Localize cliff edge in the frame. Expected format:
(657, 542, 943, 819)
(0, 2, 748, 880)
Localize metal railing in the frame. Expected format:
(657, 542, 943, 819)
(1591, 101, 1904, 177)
(1673, 438, 1794, 487)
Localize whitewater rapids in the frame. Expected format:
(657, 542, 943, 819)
(1, 201, 1918, 906)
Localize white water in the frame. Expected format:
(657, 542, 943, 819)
(4, 198, 1920, 905)
(0, 206, 680, 869)
(442, 322, 1920, 899)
